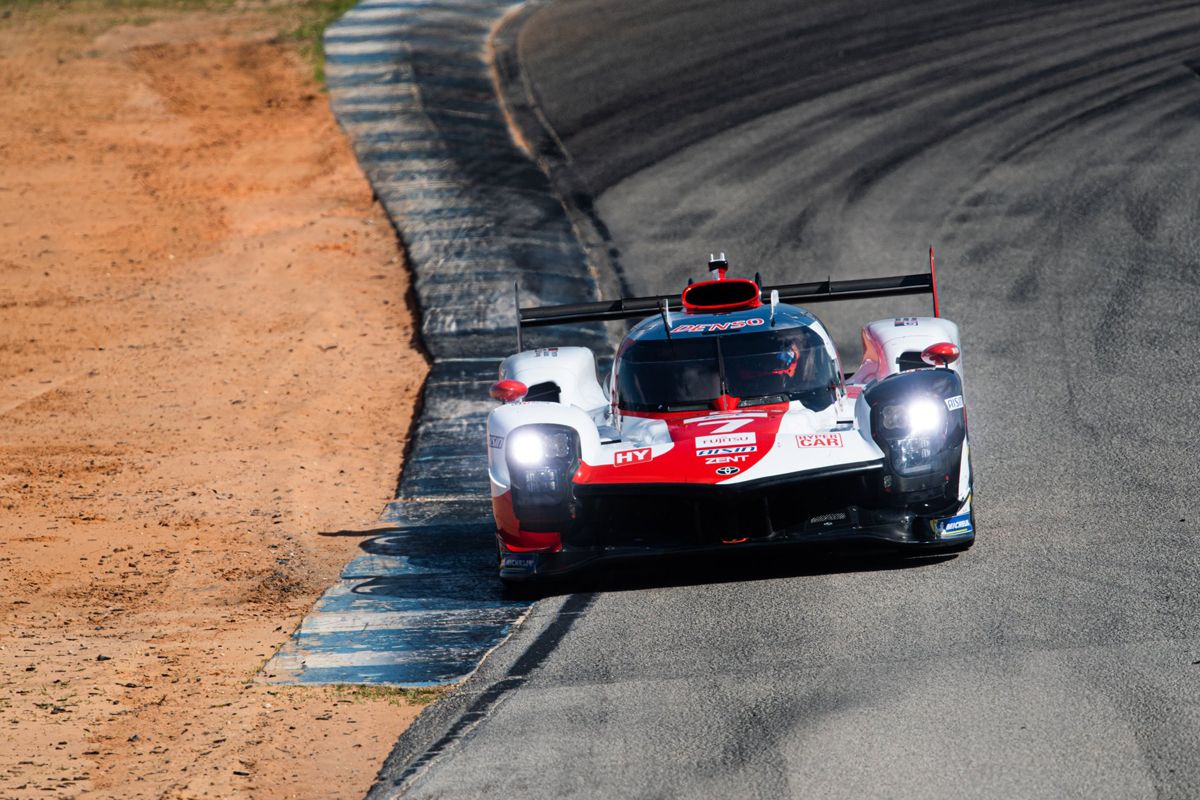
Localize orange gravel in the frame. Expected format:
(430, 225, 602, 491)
(0, 8, 429, 799)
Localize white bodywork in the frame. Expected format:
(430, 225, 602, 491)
(487, 317, 968, 502)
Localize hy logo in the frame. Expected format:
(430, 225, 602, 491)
(615, 447, 652, 467)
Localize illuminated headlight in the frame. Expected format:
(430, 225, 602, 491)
(510, 431, 546, 466)
(881, 398, 944, 435)
(506, 425, 580, 525)
(509, 428, 574, 466)
(878, 398, 946, 476)
(865, 370, 965, 491)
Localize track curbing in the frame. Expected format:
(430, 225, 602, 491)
(260, 0, 601, 689)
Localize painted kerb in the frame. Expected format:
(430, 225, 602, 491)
(261, 0, 603, 686)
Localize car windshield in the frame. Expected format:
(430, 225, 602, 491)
(616, 326, 838, 412)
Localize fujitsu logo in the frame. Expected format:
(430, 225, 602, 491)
(696, 433, 755, 449)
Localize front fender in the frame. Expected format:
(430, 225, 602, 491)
(486, 402, 602, 492)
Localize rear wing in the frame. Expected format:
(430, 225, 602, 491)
(517, 249, 941, 344)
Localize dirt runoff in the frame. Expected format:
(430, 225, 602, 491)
(0, 7, 431, 799)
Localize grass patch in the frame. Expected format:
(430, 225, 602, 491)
(280, 0, 359, 84)
(1, 0, 361, 85)
(1, 0, 240, 12)
(328, 683, 451, 706)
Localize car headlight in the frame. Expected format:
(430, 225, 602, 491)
(890, 435, 937, 476)
(509, 428, 574, 466)
(510, 431, 545, 466)
(880, 398, 943, 435)
(505, 424, 581, 526)
(864, 369, 967, 497)
(877, 397, 946, 476)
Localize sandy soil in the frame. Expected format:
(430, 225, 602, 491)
(0, 7, 430, 798)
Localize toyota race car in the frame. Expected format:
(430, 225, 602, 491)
(487, 253, 974, 584)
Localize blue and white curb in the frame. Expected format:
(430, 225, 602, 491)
(260, 0, 603, 686)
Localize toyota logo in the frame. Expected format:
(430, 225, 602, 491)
(715, 466, 740, 476)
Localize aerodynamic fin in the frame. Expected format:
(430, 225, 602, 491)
(518, 270, 938, 330)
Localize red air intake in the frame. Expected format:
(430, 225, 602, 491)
(682, 278, 762, 314)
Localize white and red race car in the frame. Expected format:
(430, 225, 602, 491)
(487, 254, 973, 584)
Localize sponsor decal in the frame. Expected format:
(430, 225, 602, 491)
(796, 433, 844, 448)
(944, 394, 964, 410)
(686, 415, 762, 433)
(936, 512, 973, 538)
(534, 347, 559, 357)
(809, 511, 848, 527)
(501, 554, 537, 573)
(705, 455, 750, 465)
(671, 318, 765, 334)
(715, 466, 740, 476)
(696, 446, 757, 456)
(684, 412, 767, 424)
(696, 432, 755, 449)
(614, 447, 652, 467)
(894, 317, 919, 327)
(488, 435, 504, 449)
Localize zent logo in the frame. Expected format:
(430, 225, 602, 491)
(715, 466, 740, 476)
(614, 447, 652, 467)
(705, 455, 750, 465)
(944, 395, 964, 410)
(796, 434, 843, 448)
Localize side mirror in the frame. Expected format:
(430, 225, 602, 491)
(921, 342, 960, 367)
(490, 379, 528, 403)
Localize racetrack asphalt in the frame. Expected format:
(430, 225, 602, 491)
(375, 2, 1200, 797)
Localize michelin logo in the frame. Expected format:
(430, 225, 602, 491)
(936, 512, 973, 538)
(501, 554, 537, 573)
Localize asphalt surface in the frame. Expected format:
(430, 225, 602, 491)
(381, 2, 1200, 797)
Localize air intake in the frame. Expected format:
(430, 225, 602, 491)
(681, 278, 762, 313)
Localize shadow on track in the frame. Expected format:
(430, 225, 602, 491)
(320, 524, 961, 603)
(511, 545, 962, 600)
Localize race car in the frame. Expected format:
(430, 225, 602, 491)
(487, 253, 973, 584)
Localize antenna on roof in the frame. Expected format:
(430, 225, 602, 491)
(929, 246, 941, 317)
(659, 298, 673, 340)
(514, 282, 524, 352)
(708, 252, 728, 280)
